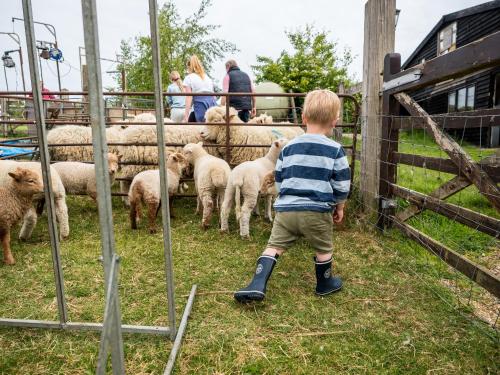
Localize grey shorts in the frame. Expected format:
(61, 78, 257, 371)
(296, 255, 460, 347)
(267, 211, 333, 253)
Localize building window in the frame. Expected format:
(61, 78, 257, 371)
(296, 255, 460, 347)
(494, 73, 500, 108)
(448, 85, 475, 113)
(438, 22, 457, 55)
(448, 92, 456, 112)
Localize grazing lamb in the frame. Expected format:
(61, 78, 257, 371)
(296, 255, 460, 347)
(53, 153, 121, 202)
(129, 152, 187, 233)
(259, 170, 278, 222)
(183, 142, 231, 229)
(220, 138, 288, 238)
(201, 106, 303, 165)
(0, 160, 70, 240)
(118, 123, 201, 204)
(0, 167, 43, 265)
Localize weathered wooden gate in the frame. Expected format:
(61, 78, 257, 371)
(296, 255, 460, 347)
(378, 32, 500, 299)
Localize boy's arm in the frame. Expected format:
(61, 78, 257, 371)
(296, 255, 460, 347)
(330, 146, 351, 217)
(274, 151, 284, 193)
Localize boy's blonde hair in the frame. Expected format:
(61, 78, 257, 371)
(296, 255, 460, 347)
(187, 55, 205, 79)
(302, 89, 340, 127)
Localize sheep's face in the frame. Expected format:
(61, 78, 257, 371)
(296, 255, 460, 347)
(107, 153, 122, 175)
(260, 171, 276, 196)
(272, 137, 289, 151)
(167, 152, 188, 175)
(200, 106, 239, 140)
(250, 113, 273, 124)
(182, 142, 203, 164)
(8, 167, 43, 195)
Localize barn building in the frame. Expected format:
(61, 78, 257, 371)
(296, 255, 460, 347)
(403, 0, 500, 147)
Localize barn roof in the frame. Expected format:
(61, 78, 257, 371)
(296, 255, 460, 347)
(402, 0, 500, 69)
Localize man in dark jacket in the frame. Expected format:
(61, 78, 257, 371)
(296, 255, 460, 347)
(221, 60, 256, 122)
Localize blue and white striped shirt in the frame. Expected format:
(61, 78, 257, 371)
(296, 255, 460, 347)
(274, 134, 351, 213)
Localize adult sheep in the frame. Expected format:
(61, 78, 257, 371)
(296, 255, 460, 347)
(201, 106, 304, 165)
(0, 160, 70, 241)
(47, 125, 125, 161)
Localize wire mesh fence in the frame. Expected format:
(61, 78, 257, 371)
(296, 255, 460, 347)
(353, 111, 499, 338)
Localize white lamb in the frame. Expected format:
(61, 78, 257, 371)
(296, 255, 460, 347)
(52, 153, 121, 202)
(201, 106, 303, 165)
(259, 170, 278, 223)
(0, 160, 70, 240)
(118, 123, 201, 203)
(183, 142, 231, 229)
(220, 138, 288, 238)
(129, 152, 188, 233)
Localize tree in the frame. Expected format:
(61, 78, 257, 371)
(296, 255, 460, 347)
(252, 25, 353, 94)
(116, 0, 237, 92)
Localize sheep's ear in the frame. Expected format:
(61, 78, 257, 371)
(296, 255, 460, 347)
(117, 154, 123, 161)
(8, 171, 20, 181)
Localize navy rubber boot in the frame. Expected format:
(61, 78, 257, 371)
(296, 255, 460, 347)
(315, 257, 343, 296)
(234, 255, 278, 303)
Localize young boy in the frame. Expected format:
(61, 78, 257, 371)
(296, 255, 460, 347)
(234, 89, 350, 303)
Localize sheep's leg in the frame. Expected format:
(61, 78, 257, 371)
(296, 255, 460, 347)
(169, 195, 175, 218)
(130, 200, 139, 229)
(220, 184, 234, 233)
(252, 194, 261, 217)
(19, 207, 37, 241)
(196, 196, 202, 215)
(265, 195, 274, 222)
(120, 180, 131, 207)
(200, 191, 214, 230)
(1, 228, 15, 265)
(147, 202, 158, 234)
(55, 197, 70, 240)
(240, 195, 258, 239)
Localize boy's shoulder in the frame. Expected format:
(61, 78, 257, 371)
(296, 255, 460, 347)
(283, 134, 342, 154)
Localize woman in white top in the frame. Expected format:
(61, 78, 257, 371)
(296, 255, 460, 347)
(182, 55, 217, 122)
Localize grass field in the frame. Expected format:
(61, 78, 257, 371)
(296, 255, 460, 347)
(0, 192, 498, 374)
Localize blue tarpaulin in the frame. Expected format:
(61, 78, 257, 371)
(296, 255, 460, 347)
(0, 140, 37, 159)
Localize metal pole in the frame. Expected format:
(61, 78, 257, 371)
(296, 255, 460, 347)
(18, 47, 26, 93)
(148, 0, 177, 341)
(54, 41, 62, 92)
(164, 285, 197, 375)
(80, 0, 125, 373)
(21, 0, 68, 323)
(225, 99, 230, 162)
(3, 65, 8, 91)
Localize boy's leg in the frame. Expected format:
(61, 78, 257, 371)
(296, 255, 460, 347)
(300, 212, 343, 296)
(234, 212, 297, 303)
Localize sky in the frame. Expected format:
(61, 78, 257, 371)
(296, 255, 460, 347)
(0, 0, 489, 92)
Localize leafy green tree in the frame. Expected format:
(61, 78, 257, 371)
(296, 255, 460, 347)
(117, 0, 237, 92)
(252, 25, 353, 94)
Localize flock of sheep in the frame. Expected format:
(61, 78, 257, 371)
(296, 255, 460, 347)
(0, 106, 304, 265)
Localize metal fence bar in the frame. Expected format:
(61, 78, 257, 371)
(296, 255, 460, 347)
(80, 0, 125, 373)
(0, 318, 171, 335)
(164, 285, 197, 375)
(148, 0, 177, 342)
(97, 254, 120, 374)
(21, 0, 68, 324)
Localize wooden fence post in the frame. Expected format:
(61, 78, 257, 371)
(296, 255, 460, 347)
(361, 0, 396, 212)
(334, 82, 344, 142)
(377, 53, 401, 230)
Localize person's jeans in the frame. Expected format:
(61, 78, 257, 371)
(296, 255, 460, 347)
(238, 109, 250, 123)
